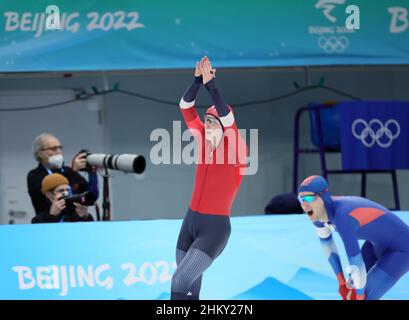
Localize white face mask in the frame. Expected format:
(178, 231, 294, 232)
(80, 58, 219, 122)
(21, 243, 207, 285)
(205, 128, 224, 149)
(48, 154, 64, 169)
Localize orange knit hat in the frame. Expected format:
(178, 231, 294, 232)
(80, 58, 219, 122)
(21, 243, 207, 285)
(41, 173, 69, 194)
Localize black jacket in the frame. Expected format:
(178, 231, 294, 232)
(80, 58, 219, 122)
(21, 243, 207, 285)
(27, 164, 93, 223)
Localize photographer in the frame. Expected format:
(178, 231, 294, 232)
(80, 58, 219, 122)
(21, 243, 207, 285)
(27, 133, 99, 218)
(32, 173, 94, 223)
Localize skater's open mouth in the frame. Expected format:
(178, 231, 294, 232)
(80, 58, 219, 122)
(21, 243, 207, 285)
(307, 210, 313, 217)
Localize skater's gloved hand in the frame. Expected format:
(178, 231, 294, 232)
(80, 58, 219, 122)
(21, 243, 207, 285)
(345, 272, 366, 300)
(200, 57, 216, 85)
(337, 273, 354, 300)
(339, 283, 353, 300)
(343, 276, 365, 300)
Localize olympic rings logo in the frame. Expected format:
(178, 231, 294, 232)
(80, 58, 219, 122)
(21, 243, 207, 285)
(318, 36, 349, 53)
(351, 119, 401, 148)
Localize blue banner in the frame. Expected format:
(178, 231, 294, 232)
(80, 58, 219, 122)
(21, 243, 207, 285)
(340, 101, 409, 170)
(1, 214, 409, 300)
(1, 0, 409, 72)
(309, 103, 341, 150)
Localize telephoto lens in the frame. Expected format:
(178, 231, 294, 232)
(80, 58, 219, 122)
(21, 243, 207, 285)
(85, 153, 146, 174)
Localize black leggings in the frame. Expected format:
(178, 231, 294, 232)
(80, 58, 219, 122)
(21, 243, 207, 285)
(171, 209, 231, 300)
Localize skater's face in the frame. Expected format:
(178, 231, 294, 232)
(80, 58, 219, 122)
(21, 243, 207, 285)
(204, 115, 223, 149)
(298, 191, 327, 222)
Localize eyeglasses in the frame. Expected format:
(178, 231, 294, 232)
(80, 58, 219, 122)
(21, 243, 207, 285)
(298, 194, 317, 204)
(204, 116, 221, 126)
(42, 145, 64, 152)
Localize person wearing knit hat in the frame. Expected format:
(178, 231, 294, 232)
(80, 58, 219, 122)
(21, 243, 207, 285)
(27, 133, 99, 220)
(32, 173, 93, 223)
(41, 173, 69, 194)
(171, 57, 247, 300)
(298, 175, 409, 301)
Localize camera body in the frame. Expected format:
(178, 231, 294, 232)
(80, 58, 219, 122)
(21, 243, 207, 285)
(62, 191, 96, 207)
(76, 149, 94, 172)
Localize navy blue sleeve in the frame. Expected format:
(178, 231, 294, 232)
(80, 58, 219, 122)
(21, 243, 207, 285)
(205, 78, 230, 117)
(87, 171, 99, 202)
(182, 76, 202, 103)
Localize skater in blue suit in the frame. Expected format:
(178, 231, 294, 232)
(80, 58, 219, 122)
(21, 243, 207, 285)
(298, 175, 409, 300)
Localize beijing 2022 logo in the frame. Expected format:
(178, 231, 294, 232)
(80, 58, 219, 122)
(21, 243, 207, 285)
(351, 119, 401, 148)
(310, 1, 360, 54)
